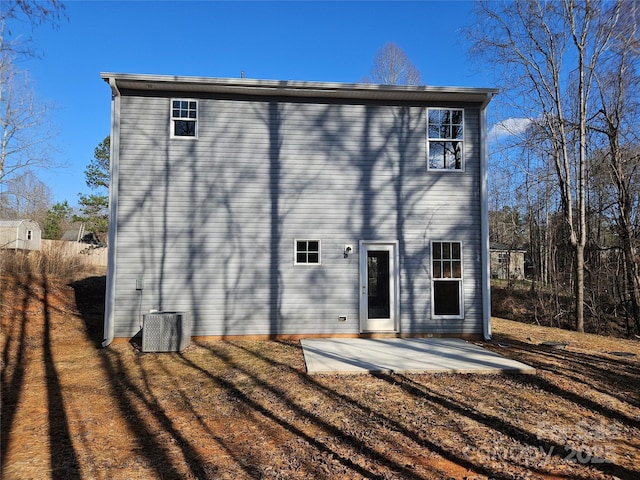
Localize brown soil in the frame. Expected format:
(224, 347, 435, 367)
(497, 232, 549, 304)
(1, 274, 639, 479)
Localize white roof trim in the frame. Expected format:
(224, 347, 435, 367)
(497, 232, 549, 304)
(101, 72, 498, 104)
(0, 219, 38, 228)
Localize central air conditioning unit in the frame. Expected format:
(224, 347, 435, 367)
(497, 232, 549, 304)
(142, 311, 191, 352)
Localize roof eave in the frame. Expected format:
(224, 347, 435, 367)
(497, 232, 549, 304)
(100, 72, 498, 104)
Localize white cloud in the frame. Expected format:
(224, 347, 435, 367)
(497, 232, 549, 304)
(489, 117, 533, 141)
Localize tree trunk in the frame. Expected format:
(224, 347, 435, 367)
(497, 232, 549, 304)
(575, 243, 585, 333)
(621, 231, 640, 336)
(572, 0, 589, 334)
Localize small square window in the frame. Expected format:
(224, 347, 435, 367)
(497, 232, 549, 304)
(171, 99, 197, 138)
(295, 239, 321, 265)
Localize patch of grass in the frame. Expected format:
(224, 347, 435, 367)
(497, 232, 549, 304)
(0, 248, 104, 281)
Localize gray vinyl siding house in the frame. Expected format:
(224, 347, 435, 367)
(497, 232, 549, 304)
(101, 73, 497, 346)
(0, 220, 41, 251)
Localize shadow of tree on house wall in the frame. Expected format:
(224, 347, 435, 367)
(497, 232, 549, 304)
(111, 90, 488, 342)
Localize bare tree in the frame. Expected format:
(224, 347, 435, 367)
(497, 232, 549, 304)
(1, 0, 67, 60)
(364, 42, 422, 86)
(590, 0, 640, 334)
(0, 0, 65, 208)
(0, 58, 57, 188)
(470, 0, 623, 333)
(0, 169, 52, 220)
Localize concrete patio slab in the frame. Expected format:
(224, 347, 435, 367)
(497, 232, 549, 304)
(300, 338, 536, 375)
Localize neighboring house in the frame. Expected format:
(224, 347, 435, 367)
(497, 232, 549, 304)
(62, 229, 103, 246)
(0, 220, 42, 251)
(101, 73, 498, 346)
(61, 228, 83, 242)
(490, 242, 526, 280)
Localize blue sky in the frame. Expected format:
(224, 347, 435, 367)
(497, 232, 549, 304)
(16, 0, 491, 207)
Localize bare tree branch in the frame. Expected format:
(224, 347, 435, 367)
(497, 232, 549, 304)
(468, 0, 627, 333)
(363, 42, 422, 86)
(0, 55, 58, 191)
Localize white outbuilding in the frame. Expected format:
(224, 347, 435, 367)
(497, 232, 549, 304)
(0, 220, 42, 251)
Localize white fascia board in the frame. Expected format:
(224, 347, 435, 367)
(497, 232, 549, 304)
(100, 72, 499, 105)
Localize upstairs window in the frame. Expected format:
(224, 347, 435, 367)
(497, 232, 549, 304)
(427, 108, 463, 170)
(295, 239, 321, 265)
(171, 99, 197, 138)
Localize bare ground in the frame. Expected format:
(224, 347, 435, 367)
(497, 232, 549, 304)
(1, 274, 639, 480)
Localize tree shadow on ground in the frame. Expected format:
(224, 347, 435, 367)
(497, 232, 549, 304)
(227, 340, 514, 479)
(68, 276, 471, 478)
(2, 275, 82, 479)
(1, 275, 36, 473)
(485, 336, 640, 421)
(72, 275, 216, 478)
(67, 277, 639, 479)
(70, 275, 106, 348)
(238, 340, 640, 480)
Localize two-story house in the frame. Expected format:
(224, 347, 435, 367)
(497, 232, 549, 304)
(100, 73, 496, 346)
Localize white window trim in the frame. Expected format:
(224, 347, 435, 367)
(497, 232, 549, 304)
(430, 240, 465, 320)
(426, 107, 465, 172)
(294, 239, 321, 266)
(170, 98, 198, 139)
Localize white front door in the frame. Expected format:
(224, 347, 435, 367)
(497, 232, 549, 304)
(359, 241, 398, 332)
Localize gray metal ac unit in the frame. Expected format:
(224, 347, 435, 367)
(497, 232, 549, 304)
(142, 311, 191, 352)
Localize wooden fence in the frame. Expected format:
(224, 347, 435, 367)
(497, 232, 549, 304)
(41, 239, 108, 266)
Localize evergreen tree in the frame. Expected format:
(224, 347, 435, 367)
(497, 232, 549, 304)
(42, 200, 71, 239)
(75, 136, 109, 241)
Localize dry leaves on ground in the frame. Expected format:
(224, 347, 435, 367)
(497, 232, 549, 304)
(1, 274, 639, 479)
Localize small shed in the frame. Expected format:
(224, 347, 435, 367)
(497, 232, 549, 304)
(0, 220, 42, 251)
(490, 242, 525, 280)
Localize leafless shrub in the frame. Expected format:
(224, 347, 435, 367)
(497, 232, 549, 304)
(0, 244, 99, 280)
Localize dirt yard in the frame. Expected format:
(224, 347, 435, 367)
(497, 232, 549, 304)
(1, 274, 639, 479)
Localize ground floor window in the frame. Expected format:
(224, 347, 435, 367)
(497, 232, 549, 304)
(431, 241, 463, 318)
(294, 239, 320, 265)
